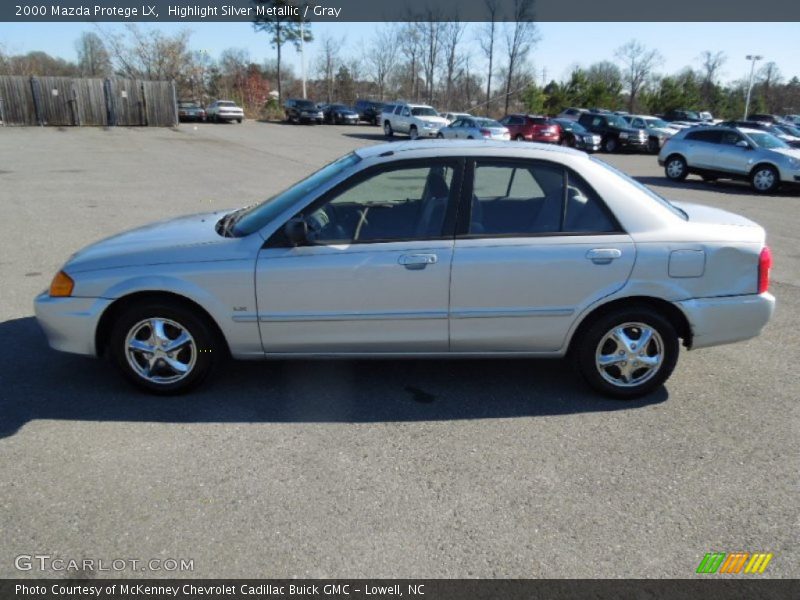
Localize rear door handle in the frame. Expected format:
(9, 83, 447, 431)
(399, 253, 438, 270)
(586, 248, 622, 264)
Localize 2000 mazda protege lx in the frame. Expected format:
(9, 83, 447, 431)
(35, 141, 775, 398)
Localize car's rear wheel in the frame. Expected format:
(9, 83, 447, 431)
(664, 155, 688, 181)
(575, 307, 679, 399)
(603, 136, 619, 153)
(750, 164, 780, 194)
(515, 134, 525, 141)
(384, 121, 393, 137)
(109, 300, 219, 395)
(409, 125, 419, 140)
(436, 132, 444, 139)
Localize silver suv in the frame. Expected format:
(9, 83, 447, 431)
(658, 126, 800, 193)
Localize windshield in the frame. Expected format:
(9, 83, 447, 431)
(558, 120, 585, 133)
(476, 118, 503, 128)
(746, 132, 789, 149)
(231, 152, 362, 236)
(607, 116, 629, 128)
(411, 107, 438, 117)
(777, 124, 800, 136)
(218, 101, 236, 107)
(645, 118, 670, 129)
(297, 101, 316, 109)
(179, 102, 199, 108)
(330, 104, 349, 110)
(591, 157, 687, 220)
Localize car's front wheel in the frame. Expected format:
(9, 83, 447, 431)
(664, 155, 688, 181)
(575, 307, 679, 399)
(515, 134, 525, 141)
(109, 300, 219, 395)
(409, 125, 419, 140)
(384, 121, 393, 137)
(647, 137, 660, 153)
(603, 136, 619, 153)
(750, 164, 780, 194)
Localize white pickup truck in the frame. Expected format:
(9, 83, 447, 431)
(381, 102, 448, 139)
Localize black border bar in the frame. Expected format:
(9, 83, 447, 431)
(2, 579, 799, 600)
(3, 0, 800, 22)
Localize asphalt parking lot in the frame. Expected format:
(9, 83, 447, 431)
(0, 121, 797, 578)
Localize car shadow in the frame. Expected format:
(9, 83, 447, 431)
(634, 175, 796, 197)
(0, 317, 668, 439)
(341, 132, 399, 142)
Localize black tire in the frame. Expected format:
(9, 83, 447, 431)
(647, 137, 660, 154)
(515, 134, 525, 141)
(237, 118, 242, 124)
(436, 132, 444, 139)
(750, 164, 780, 194)
(409, 125, 419, 140)
(664, 155, 688, 181)
(383, 121, 393, 137)
(603, 136, 619, 153)
(109, 299, 221, 395)
(574, 306, 679, 400)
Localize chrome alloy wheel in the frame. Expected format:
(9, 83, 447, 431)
(124, 317, 197, 384)
(752, 167, 776, 192)
(595, 322, 664, 388)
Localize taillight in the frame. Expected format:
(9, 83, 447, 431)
(758, 246, 772, 293)
(479, 128, 491, 137)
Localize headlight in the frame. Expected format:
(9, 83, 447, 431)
(619, 132, 629, 139)
(49, 270, 74, 297)
(423, 122, 435, 128)
(788, 157, 800, 169)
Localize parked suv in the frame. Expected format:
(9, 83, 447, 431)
(284, 99, 324, 124)
(718, 120, 800, 148)
(662, 109, 704, 123)
(577, 112, 648, 153)
(499, 115, 561, 143)
(659, 126, 800, 193)
(354, 99, 385, 125)
(381, 102, 448, 139)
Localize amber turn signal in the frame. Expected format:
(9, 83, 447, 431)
(49, 270, 74, 297)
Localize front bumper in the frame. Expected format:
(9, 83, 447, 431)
(34, 293, 113, 357)
(677, 292, 775, 350)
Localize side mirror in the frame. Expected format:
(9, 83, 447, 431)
(736, 140, 751, 149)
(284, 217, 309, 247)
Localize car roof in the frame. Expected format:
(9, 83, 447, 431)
(354, 139, 586, 160)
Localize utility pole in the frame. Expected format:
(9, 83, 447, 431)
(743, 54, 763, 120)
(300, 17, 307, 99)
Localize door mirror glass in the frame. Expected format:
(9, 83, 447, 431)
(284, 217, 309, 246)
(736, 140, 750, 148)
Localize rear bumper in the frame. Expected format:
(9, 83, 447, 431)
(34, 293, 113, 357)
(677, 292, 775, 350)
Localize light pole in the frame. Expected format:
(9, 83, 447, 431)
(743, 54, 763, 120)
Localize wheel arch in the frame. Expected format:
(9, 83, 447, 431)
(748, 161, 780, 177)
(95, 291, 230, 358)
(567, 295, 693, 355)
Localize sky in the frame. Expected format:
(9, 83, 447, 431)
(0, 21, 797, 85)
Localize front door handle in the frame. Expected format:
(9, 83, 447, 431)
(586, 248, 622, 264)
(399, 253, 438, 270)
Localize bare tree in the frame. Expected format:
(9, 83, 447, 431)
(758, 61, 783, 111)
(315, 33, 344, 103)
(615, 39, 663, 112)
(479, 0, 499, 112)
(418, 17, 444, 105)
(442, 19, 467, 108)
(503, 0, 539, 115)
(398, 21, 423, 101)
(252, 0, 311, 104)
(100, 24, 193, 82)
(700, 50, 726, 85)
(75, 32, 112, 77)
(365, 26, 398, 101)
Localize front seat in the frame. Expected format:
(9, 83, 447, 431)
(416, 172, 450, 237)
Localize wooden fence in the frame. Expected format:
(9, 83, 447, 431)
(0, 76, 177, 127)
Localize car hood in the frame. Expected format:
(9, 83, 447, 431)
(649, 127, 675, 136)
(65, 210, 241, 273)
(767, 147, 800, 159)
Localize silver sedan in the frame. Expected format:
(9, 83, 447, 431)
(438, 117, 510, 141)
(35, 141, 774, 398)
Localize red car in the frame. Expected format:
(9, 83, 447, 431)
(498, 114, 562, 143)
